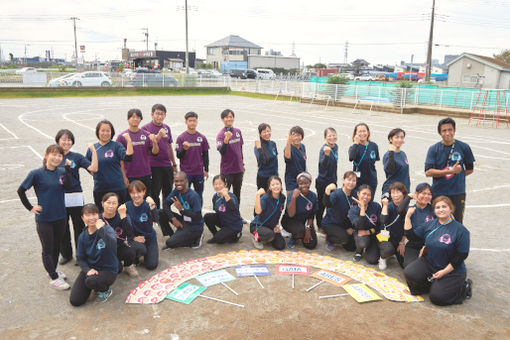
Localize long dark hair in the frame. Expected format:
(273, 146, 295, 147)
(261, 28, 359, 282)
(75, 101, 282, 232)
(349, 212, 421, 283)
(258, 123, 271, 163)
(43, 144, 64, 169)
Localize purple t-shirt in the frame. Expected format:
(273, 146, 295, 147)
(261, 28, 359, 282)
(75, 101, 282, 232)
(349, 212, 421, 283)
(176, 130, 209, 175)
(142, 121, 173, 167)
(116, 128, 153, 178)
(216, 127, 244, 174)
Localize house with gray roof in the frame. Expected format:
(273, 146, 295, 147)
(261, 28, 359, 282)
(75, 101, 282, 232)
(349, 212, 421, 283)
(205, 35, 262, 72)
(447, 53, 510, 89)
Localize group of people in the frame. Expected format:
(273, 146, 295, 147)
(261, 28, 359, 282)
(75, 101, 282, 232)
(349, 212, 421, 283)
(18, 103, 474, 306)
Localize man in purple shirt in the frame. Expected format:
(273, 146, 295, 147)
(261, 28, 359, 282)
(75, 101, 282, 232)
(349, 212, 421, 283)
(117, 108, 160, 194)
(176, 112, 210, 202)
(142, 104, 178, 209)
(216, 109, 244, 203)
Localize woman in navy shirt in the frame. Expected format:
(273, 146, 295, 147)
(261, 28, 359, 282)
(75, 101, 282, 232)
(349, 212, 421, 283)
(315, 127, 339, 229)
(382, 128, 410, 196)
(18, 144, 72, 291)
(254, 123, 278, 191)
(284, 126, 306, 194)
(404, 196, 472, 306)
(348, 123, 379, 194)
(282, 172, 318, 249)
(55, 129, 98, 265)
(349, 184, 382, 264)
(250, 176, 286, 250)
(86, 120, 133, 208)
(204, 175, 243, 244)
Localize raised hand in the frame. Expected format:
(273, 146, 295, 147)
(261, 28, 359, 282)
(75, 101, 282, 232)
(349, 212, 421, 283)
(171, 196, 183, 211)
(96, 219, 105, 229)
(354, 135, 360, 144)
(406, 207, 416, 218)
(182, 141, 190, 150)
(224, 130, 233, 143)
(256, 188, 266, 197)
(450, 161, 462, 174)
(323, 145, 331, 155)
(117, 204, 127, 217)
(122, 133, 131, 142)
(254, 139, 261, 149)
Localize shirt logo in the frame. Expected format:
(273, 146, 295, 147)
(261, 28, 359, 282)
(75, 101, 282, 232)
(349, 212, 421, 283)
(236, 132, 240, 137)
(370, 151, 376, 159)
(164, 128, 168, 134)
(104, 150, 114, 158)
(404, 158, 409, 165)
(272, 149, 276, 156)
(439, 233, 452, 245)
(69, 160, 76, 169)
(140, 213, 148, 222)
(451, 152, 462, 162)
(97, 239, 106, 250)
(59, 176, 64, 185)
(305, 202, 313, 211)
(140, 134, 147, 140)
(369, 214, 378, 223)
(183, 201, 190, 210)
(218, 204, 226, 212)
(425, 215, 435, 222)
(197, 137, 203, 142)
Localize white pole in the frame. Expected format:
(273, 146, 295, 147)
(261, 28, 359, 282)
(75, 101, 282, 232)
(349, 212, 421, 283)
(292, 274, 295, 289)
(221, 282, 238, 296)
(306, 280, 324, 292)
(253, 274, 264, 289)
(198, 295, 244, 308)
(319, 293, 349, 299)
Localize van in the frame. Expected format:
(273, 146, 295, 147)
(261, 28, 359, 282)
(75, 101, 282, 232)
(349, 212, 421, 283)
(256, 69, 276, 80)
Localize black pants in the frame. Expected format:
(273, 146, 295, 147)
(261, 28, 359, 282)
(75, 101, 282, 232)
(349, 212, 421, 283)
(322, 224, 356, 251)
(250, 223, 286, 250)
(403, 245, 421, 268)
(379, 241, 404, 268)
(315, 182, 328, 228)
(204, 212, 241, 244)
(93, 189, 127, 210)
(404, 256, 468, 306)
(69, 270, 117, 306)
(151, 166, 174, 209)
(117, 243, 137, 270)
(354, 232, 380, 264)
(281, 216, 317, 249)
(256, 176, 269, 191)
(158, 209, 175, 237)
(130, 238, 158, 270)
(60, 206, 85, 260)
(447, 193, 466, 224)
(224, 172, 244, 203)
(166, 225, 203, 248)
(36, 219, 66, 280)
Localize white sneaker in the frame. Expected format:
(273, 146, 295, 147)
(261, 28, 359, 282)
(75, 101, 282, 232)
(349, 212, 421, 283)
(280, 228, 292, 238)
(49, 277, 70, 290)
(124, 264, 139, 278)
(56, 269, 67, 280)
(252, 234, 263, 249)
(378, 257, 387, 270)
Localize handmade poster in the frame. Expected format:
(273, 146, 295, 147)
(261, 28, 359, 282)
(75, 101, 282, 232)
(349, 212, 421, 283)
(275, 264, 309, 276)
(166, 283, 206, 304)
(234, 265, 271, 277)
(312, 269, 351, 287)
(195, 270, 236, 286)
(343, 284, 383, 303)
(65, 192, 84, 208)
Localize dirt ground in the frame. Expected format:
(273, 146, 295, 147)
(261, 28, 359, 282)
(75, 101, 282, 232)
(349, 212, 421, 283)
(1, 95, 509, 339)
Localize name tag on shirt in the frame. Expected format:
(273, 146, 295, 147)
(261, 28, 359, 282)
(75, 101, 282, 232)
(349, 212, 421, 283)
(65, 192, 84, 207)
(376, 229, 390, 242)
(183, 215, 192, 222)
(354, 171, 361, 178)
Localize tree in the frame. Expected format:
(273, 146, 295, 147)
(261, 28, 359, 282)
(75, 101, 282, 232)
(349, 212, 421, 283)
(327, 75, 350, 84)
(9, 53, 13, 63)
(494, 49, 510, 65)
(313, 63, 327, 68)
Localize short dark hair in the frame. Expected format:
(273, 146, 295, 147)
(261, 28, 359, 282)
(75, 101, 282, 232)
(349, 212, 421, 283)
(95, 120, 115, 140)
(387, 128, 406, 142)
(43, 144, 64, 169)
(258, 123, 271, 134)
(389, 181, 408, 196)
(185, 111, 198, 120)
(267, 175, 282, 193)
(357, 184, 373, 195)
(324, 127, 336, 138)
(212, 174, 227, 185)
(151, 104, 166, 114)
(174, 171, 188, 181)
(415, 182, 432, 194)
(290, 126, 304, 138)
(101, 192, 119, 204)
(352, 123, 370, 142)
(221, 109, 235, 119)
(82, 203, 99, 216)
(127, 108, 143, 120)
(437, 118, 456, 133)
(127, 180, 146, 194)
(55, 129, 75, 145)
(343, 171, 357, 180)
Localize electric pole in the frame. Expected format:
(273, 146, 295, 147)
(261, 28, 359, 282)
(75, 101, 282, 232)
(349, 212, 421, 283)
(142, 28, 149, 51)
(425, 0, 435, 80)
(344, 41, 349, 64)
(185, 0, 189, 74)
(70, 17, 79, 67)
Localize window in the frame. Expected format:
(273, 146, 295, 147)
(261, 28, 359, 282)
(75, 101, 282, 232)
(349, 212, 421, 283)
(207, 48, 215, 55)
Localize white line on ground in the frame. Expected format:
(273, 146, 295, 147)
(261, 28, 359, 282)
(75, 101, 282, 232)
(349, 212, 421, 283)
(0, 197, 35, 204)
(0, 123, 19, 139)
(471, 184, 510, 192)
(471, 248, 510, 252)
(466, 203, 510, 208)
(0, 145, 43, 159)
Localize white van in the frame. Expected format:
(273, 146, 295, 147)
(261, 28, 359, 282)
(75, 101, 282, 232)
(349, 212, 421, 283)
(256, 69, 276, 80)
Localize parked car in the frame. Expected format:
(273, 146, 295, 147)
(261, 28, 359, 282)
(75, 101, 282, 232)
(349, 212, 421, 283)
(209, 70, 223, 78)
(245, 69, 257, 79)
(229, 69, 247, 79)
(256, 69, 276, 80)
(15, 67, 37, 74)
(128, 73, 178, 87)
(62, 72, 112, 87)
(354, 74, 375, 81)
(48, 73, 76, 87)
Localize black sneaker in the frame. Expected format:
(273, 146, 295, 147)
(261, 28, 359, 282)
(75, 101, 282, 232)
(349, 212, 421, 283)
(353, 253, 362, 262)
(206, 238, 215, 244)
(465, 279, 473, 299)
(191, 234, 203, 249)
(59, 257, 72, 265)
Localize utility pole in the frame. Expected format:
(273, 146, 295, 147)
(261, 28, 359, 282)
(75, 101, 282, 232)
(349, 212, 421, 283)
(70, 17, 79, 67)
(142, 28, 149, 51)
(184, 0, 189, 74)
(344, 41, 349, 64)
(425, 0, 435, 80)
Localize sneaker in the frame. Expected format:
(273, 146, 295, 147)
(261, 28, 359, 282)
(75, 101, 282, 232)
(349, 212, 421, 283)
(325, 239, 335, 251)
(59, 257, 72, 265)
(124, 264, 139, 278)
(206, 238, 216, 244)
(49, 277, 70, 291)
(378, 257, 387, 270)
(95, 288, 112, 302)
(242, 218, 249, 225)
(465, 279, 473, 299)
(353, 253, 362, 262)
(280, 229, 292, 238)
(162, 244, 172, 251)
(252, 234, 263, 249)
(56, 269, 67, 280)
(191, 234, 203, 249)
(287, 237, 296, 249)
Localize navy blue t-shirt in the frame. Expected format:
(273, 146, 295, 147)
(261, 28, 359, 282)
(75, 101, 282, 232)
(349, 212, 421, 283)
(77, 225, 118, 274)
(414, 219, 470, 273)
(425, 139, 475, 196)
(382, 202, 405, 245)
(166, 188, 204, 231)
(100, 212, 133, 247)
(254, 140, 278, 178)
(58, 151, 91, 193)
(125, 200, 156, 240)
(252, 193, 286, 229)
(86, 141, 126, 192)
(212, 192, 243, 231)
(322, 188, 357, 228)
(349, 142, 379, 191)
(284, 144, 307, 191)
(348, 201, 382, 232)
(407, 203, 435, 248)
(382, 150, 410, 194)
(316, 143, 339, 186)
(20, 167, 67, 222)
(285, 190, 318, 221)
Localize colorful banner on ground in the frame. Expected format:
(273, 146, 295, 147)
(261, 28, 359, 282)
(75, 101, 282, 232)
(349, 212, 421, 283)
(195, 270, 236, 287)
(312, 269, 351, 287)
(275, 264, 310, 276)
(234, 265, 271, 277)
(166, 283, 206, 304)
(343, 284, 382, 303)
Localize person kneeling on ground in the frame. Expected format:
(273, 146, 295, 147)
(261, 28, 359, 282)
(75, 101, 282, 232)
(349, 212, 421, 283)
(204, 175, 243, 244)
(160, 172, 204, 250)
(70, 204, 118, 306)
(281, 172, 318, 249)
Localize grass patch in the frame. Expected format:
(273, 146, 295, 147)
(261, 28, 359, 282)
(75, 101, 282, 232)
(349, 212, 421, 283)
(230, 90, 300, 102)
(0, 87, 230, 99)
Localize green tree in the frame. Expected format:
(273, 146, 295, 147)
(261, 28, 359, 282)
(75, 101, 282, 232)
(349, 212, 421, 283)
(313, 63, 327, 68)
(327, 75, 350, 84)
(494, 49, 510, 65)
(9, 53, 14, 63)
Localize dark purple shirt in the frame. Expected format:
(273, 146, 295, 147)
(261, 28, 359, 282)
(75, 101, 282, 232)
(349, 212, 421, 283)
(142, 121, 173, 167)
(176, 130, 209, 175)
(116, 128, 154, 178)
(216, 127, 244, 174)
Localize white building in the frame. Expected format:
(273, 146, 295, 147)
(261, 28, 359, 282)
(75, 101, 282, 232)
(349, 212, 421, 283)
(447, 53, 510, 89)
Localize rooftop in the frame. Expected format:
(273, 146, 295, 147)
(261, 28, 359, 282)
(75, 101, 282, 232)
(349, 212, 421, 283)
(205, 35, 262, 49)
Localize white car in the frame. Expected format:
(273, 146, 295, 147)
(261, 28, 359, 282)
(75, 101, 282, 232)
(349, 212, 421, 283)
(354, 75, 375, 81)
(62, 72, 112, 87)
(16, 67, 37, 74)
(256, 68, 276, 80)
(48, 73, 76, 87)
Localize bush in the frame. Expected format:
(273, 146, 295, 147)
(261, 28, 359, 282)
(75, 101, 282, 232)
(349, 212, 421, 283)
(327, 75, 350, 84)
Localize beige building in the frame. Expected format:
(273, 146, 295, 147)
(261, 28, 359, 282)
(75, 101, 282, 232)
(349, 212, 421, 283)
(205, 35, 262, 72)
(447, 53, 510, 89)
(248, 55, 300, 70)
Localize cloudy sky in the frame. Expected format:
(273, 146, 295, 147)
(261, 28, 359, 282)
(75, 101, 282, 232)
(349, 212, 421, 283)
(1, 0, 509, 66)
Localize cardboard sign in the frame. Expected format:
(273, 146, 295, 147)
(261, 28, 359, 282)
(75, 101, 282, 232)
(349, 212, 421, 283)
(275, 264, 309, 276)
(312, 270, 351, 287)
(166, 283, 206, 304)
(343, 284, 382, 303)
(234, 265, 271, 277)
(195, 270, 236, 286)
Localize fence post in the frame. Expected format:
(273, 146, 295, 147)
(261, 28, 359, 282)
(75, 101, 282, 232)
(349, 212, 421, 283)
(439, 90, 443, 108)
(335, 84, 338, 101)
(415, 86, 419, 105)
(470, 92, 474, 110)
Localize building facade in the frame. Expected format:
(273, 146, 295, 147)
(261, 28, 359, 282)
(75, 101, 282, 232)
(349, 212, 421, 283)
(205, 35, 262, 72)
(447, 53, 510, 89)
